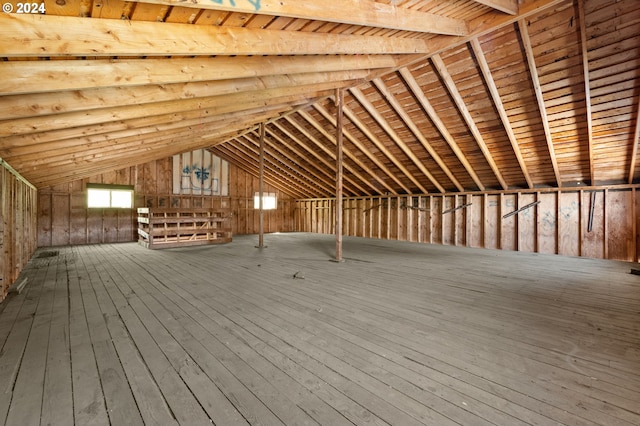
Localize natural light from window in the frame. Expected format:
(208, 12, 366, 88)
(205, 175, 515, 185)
(254, 192, 277, 210)
(87, 186, 133, 208)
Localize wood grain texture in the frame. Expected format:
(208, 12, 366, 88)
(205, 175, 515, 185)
(1, 234, 638, 425)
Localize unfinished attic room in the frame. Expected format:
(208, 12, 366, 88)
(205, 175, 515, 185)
(2, 0, 640, 424)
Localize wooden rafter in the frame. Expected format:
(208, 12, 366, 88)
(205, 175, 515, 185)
(0, 55, 399, 96)
(280, 116, 369, 195)
(233, 135, 322, 197)
(431, 54, 507, 190)
(398, 67, 485, 191)
(2, 71, 368, 121)
(211, 145, 307, 198)
(578, 0, 595, 185)
(0, 14, 432, 58)
(135, 0, 469, 36)
(270, 120, 354, 194)
(313, 104, 404, 195)
(518, 19, 562, 186)
(0, 83, 340, 138)
(470, 38, 533, 188)
(286, 113, 372, 196)
(629, 96, 640, 184)
(372, 77, 464, 192)
(469, 0, 519, 15)
(297, 110, 393, 196)
(263, 126, 341, 193)
(240, 134, 332, 196)
(342, 104, 420, 194)
(350, 87, 441, 193)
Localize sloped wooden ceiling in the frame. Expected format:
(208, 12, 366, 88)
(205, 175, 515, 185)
(1, 0, 639, 197)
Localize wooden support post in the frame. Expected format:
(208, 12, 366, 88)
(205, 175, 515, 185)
(334, 88, 344, 262)
(257, 122, 265, 248)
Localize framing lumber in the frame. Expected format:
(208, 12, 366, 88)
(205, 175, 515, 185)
(134, 0, 469, 36)
(349, 87, 437, 194)
(258, 123, 265, 249)
(335, 89, 344, 262)
(518, 19, 562, 187)
(372, 78, 464, 192)
(0, 55, 400, 96)
(282, 116, 371, 196)
(628, 95, 640, 184)
(0, 14, 432, 57)
(578, 0, 595, 185)
(297, 110, 392, 196)
(313, 104, 402, 195)
(470, 0, 519, 15)
(431, 54, 507, 190)
(399, 67, 485, 191)
(470, 38, 533, 189)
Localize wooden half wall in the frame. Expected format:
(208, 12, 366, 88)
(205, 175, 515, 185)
(0, 159, 37, 300)
(37, 156, 295, 247)
(295, 186, 640, 262)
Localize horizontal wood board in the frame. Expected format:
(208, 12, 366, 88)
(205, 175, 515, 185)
(0, 234, 639, 425)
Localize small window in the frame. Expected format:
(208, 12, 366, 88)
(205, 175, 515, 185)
(87, 184, 133, 208)
(254, 192, 277, 210)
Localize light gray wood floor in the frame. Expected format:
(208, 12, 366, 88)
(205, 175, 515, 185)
(1, 233, 639, 425)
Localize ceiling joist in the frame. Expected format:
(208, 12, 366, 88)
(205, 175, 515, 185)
(0, 13, 432, 58)
(135, 0, 469, 36)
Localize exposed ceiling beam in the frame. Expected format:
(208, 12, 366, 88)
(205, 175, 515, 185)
(2, 71, 369, 121)
(0, 14, 432, 58)
(135, 0, 469, 36)
(262, 127, 342, 194)
(518, 19, 562, 186)
(246, 129, 337, 195)
(1, 55, 400, 96)
(0, 82, 343, 138)
(424, 0, 568, 57)
(297, 109, 390, 196)
(629, 96, 640, 184)
(211, 145, 308, 199)
(431, 54, 507, 190)
(578, 0, 595, 186)
(342, 104, 417, 195)
(313, 103, 404, 195)
(372, 77, 464, 192)
(398, 67, 485, 191)
(469, 38, 533, 189)
(237, 134, 330, 196)
(469, 0, 519, 15)
(284, 114, 372, 196)
(350, 87, 440, 193)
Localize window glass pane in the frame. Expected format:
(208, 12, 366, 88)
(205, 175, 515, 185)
(87, 189, 111, 208)
(111, 190, 133, 208)
(253, 192, 277, 210)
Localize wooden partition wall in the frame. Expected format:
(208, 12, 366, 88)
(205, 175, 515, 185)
(295, 186, 640, 262)
(37, 157, 295, 248)
(0, 160, 38, 299)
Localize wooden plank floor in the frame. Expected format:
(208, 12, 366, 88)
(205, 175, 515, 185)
(1, 233, 639, 425)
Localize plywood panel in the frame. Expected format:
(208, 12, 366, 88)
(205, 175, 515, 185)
(70, 193, 88, 245)
(559, 192, 580, 257)
(581, 191, 605, 259)
(431, 197, 443, 244)
(607, 190, 634, 261)
(38, 194, 52, 248)
(52, 195, 70, 246)
(537, 193, 557, 255)
(469, 195, 483, 248)
(501, 194, 516, 251)
(484, 195, 499, 250)
(517, 193, 536, 253)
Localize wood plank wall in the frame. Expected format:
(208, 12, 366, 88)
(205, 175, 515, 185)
(0, 159, 38, 300)
(294, 187, 640, 262)
(37, 157, 295, 247)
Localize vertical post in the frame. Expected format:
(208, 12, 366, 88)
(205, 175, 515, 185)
(258, 122, 265, 248)
(335, 89, 344, 262)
